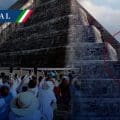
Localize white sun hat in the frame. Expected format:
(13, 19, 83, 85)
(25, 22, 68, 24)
(10, 91, 39, 116)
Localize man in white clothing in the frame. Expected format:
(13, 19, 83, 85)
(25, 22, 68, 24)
(38, 81, 57, 120)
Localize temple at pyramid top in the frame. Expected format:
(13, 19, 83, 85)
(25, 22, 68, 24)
(0, 0, 119, 67)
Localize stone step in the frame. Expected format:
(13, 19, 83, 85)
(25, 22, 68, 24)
(54, 111, 70, 120)
(1, 24, 99, 53)
(25, 3, 72, 26)
(0, 29, 69, 52)
(73, 43, 111, 60)
(7, 15, 81, 40)
(72, 79, 120, 98)
(6, 24, 97, 45)
(71, 97, 120, 119)
(0, 25, 101, 53)
(35, 0, 77, 16)
(67, 25, 98, 43)
(73, 61, 120, 79)
(26, 0, 88, 26)
(38, 0, 72, 6)
(27, 0, 86, 26)
(0, 46, 67, 67)
(70, 117, 120, 120)
(72, 78, 120, 118)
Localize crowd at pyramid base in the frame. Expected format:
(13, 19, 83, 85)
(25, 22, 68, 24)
(0, 69, 75, 120)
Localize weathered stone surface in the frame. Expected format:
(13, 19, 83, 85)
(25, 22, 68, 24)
(74, 61, 120, 79)
(73, 43, 110, 60)
(72, 79, 120, 98)
(71, 78, 120, 119)
(72, 97, 120, 117)
(0, 30, 68, 52)
(26, 3, 72, 25)
(3, 14, 82, 42)
(0, 0, 120, 119)
(70, 117, 120, 120)
(38, 0, 71, 5)
(0, 47, 67, 67)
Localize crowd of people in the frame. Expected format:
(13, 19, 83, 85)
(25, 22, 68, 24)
(0, 70, 75, 120)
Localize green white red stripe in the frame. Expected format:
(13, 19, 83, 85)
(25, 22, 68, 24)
(16, 10, 32, 23)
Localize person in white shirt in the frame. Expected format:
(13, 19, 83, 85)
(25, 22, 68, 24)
(38, 81, 57, 120)
(17, 71, 33, 92)
(10, 73, 21, 97)
(38, 76, 46, 89)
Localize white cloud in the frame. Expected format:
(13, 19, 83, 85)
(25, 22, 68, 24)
(78, 0, 120, 41)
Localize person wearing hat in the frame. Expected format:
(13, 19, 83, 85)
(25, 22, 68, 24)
(9, 91, 42, 120)
(38, 81, 57, 120)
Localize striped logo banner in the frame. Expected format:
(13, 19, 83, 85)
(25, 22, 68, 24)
(0, 10, 32, 23)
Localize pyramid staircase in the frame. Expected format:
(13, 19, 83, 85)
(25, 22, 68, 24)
(0, 0, 120, 119)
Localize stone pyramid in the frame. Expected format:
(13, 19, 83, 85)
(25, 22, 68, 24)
(0, 0, 120, 119)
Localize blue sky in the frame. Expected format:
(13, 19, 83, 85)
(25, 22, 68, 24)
(79, 0, 120, 41)
(0, 0, 17, 9)
(0, 0, 120, 41)
(91, 0, 120, 10)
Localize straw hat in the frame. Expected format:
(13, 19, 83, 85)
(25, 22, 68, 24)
(10, 91, 39, 116)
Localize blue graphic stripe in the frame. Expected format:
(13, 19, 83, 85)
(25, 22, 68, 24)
(0, 10, 21, 23)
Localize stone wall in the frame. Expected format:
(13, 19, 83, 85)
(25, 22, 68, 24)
(76, 0, 120, 56)
(0, 0, 86, 67)
(69, 1, 120, 119)
(0, 0, 119, 67)
(0, 0, 33, 45)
